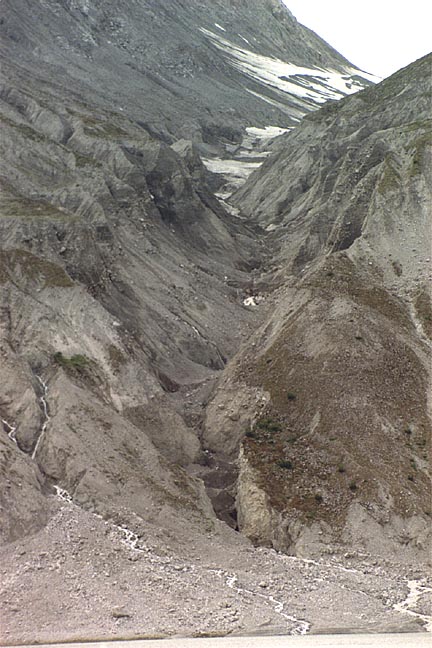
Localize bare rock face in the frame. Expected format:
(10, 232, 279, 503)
(203, 381, 271, 458)
(236, 446, 274, 546)
(0, 0, 373, 145)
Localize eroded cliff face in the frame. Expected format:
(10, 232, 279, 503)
(0, 88, 264, 541)
(204, 55, 432, 562)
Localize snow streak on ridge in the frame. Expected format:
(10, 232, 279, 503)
(200, 28, 380, 112)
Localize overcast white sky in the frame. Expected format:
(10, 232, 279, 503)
(282, 0, 432, 78)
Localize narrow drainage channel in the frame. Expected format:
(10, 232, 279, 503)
(393, 579, 432, 631)
(2, 372, 50, 460)
(31, 374, 50, 459)
(199, 453, 239, 531)
(209, 568, 310, 635)
(54, 485, 149, 554)
(1, 418, 17, 444)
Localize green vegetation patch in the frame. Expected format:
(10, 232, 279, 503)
(277, 459, 293, 470)
(256, 417, 282, 433)
(1, 115, 47, 143)
(407, 131, 432, 177)
(74, 152, 103, 168)
(54, 352, 90, 369)
(0, 249, 74, 288)
(107, 344, 127, 370)
(83, 117, 127, 140)
(378, 154, 401, 194)
(0, 183, 73, 221)
(400, 118, 432, 134)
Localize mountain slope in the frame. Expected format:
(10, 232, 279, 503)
(205, 54, 432, 561)
(1, 1, 432, 643)
(1, 0, 375, 145)
(0, 0, 378, 545)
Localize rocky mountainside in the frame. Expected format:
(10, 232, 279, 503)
(0, 0, 374, 547)
(0, 0, 431, 642)
(1, 0, 375, 144)
(210, 54, 432, 560)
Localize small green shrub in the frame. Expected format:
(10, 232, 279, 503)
(256, 418, 282, 433)
(277, 459, 293, 470)
(349, 481, 357, 492)
(54, 351, 89, 369)
(286, 392, 297, 401)
(314, 493, 323, 504)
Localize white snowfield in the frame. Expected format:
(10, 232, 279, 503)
(203, 126, 290, 185)
(202, 157, 261, 179)
(245, 125, 290, 139)
(200, 28, 380, 108)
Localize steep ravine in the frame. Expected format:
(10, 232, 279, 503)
(0, 0, 378, 549)
(1, 2, 431, 641)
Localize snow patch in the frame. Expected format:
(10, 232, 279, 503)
(204, 123, 289, 199)
(345, 66, 381, 84)
(202, 157, 261, 179)
(215, 195, 242, 219)
(214, 23, 226, 32)
(243, 296, 263, 307)
(246, 88, 299, 116)
(200, 28, 376, 109)
(246, 125, 290, 140)
(241, 125, 291, 153)
(238, 34, 250, 45)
